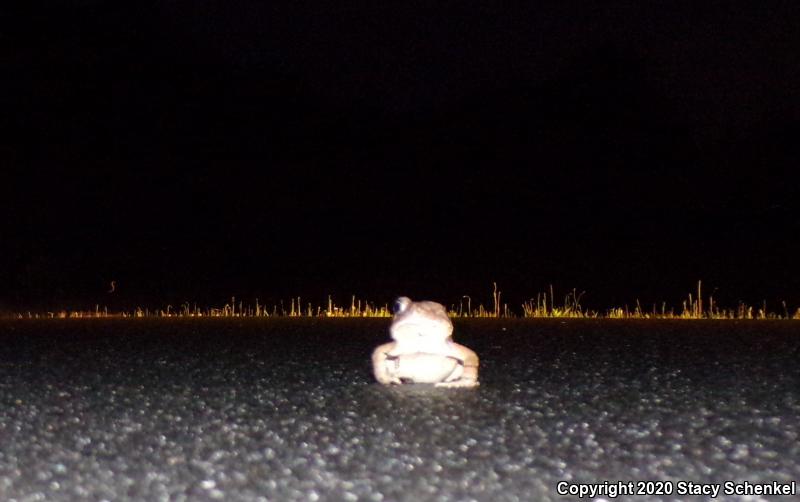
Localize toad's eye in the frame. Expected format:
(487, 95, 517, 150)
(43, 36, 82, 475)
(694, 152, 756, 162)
(393, 297, 411, 314)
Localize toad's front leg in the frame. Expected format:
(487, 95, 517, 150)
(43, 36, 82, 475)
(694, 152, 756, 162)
(435, 343, 480, 388)
(372, 342, 402, 385)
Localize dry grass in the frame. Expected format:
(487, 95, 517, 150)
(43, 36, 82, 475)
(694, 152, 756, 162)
(8, 281, 800, 320)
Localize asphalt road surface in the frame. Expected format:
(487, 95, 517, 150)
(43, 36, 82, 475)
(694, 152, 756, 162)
(1, 318, 798, 501)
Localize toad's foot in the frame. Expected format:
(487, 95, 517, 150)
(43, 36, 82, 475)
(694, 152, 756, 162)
(434, 378, 479, 388)
(434, 361, 478, 388)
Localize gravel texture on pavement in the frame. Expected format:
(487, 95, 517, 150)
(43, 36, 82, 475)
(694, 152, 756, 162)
(1, 318, 798, 501)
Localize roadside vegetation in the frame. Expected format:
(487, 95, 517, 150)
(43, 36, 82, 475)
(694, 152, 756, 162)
(8, 282, 800, 320)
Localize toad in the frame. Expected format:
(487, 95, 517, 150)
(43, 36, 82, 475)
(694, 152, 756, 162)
(372, 297, 479, 387)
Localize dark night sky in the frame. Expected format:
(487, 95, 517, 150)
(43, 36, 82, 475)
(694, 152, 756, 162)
(3, 1, 800, 312)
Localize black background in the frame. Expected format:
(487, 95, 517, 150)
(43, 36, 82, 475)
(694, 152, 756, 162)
(3, 1, 799, 312)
